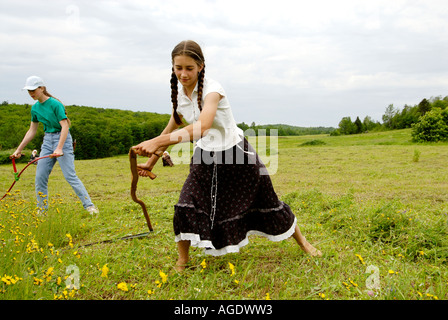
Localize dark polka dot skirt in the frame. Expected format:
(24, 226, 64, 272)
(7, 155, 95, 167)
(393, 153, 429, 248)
(173, 138, 297, 256)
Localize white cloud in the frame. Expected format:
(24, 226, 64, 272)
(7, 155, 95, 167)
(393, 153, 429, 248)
(0, 0, 447, 127)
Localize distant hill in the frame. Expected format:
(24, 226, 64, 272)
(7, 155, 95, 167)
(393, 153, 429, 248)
(0, 102, 334, 162)
(0, 103, 170, 161)
(237, 122, 335, 136)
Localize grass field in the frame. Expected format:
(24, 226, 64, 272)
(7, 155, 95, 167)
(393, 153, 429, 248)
(1, 128, 447, 300)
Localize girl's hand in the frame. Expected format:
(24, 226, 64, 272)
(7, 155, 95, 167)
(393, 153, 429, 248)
(53, 148, 64, 155)
(51, 148, 64, 158)
(132, 139, 160, 158)
(10, 150, 23, 159)
(9, 150, 22, 159)
(137, 161, 157, 178)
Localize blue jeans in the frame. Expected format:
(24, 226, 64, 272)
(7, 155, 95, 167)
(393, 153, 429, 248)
(35, 132, 94, 210)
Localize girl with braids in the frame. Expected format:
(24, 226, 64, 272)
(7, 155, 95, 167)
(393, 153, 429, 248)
(11, 76, 98, 215)
(133, 40, 321, 271)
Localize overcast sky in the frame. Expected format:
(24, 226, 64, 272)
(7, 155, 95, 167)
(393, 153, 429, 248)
(1, 0, 447, 127)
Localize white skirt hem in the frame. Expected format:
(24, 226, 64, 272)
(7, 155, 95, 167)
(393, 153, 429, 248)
(174, 217, 297, 257)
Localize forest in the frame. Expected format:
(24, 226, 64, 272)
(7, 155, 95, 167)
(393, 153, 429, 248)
(0, 103, 170, 163)
(0, 102, 334, 163)
(332, 95, 448, 141)
(1, 94, 447, 164)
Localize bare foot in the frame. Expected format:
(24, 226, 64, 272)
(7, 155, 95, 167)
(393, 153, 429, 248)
(300, 241, 322, 257)
(175, 259, 189, 272)
(292, 226, 322, 257)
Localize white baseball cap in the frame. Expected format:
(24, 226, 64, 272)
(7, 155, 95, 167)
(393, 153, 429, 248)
(23, 76, 45, 90)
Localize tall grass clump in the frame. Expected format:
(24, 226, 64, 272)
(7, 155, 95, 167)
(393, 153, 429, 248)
(299, 140, 326, 147)
(364, 202, 448, 263)
(413, 149, 421, 162)
(0, 192, 86, 299)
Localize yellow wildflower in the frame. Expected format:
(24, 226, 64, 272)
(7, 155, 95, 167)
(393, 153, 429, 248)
(46, 267, 54, 276)
(355, 254, 365, 265)
(69, 289, 77, 298)
(117, 282, 129, 292)
(155, 271, 168, 288)
(228, 262, 235, 276)
(66, 234, 73, 248)
(33, 277, 44, 286)
(159, 270, 168, 283)
(44, 267, 54, 282)
(1, 275, 19, 285)
(349, 278, 358, 287)
(200, 259, 207, 272)
(101, 264, 109, 278)
(1, 276, 10, 285)
(342, 282, 351, 290)
(10, 277, 18, 285)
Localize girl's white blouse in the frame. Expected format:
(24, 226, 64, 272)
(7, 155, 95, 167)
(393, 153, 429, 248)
(176, 77, 243, 152)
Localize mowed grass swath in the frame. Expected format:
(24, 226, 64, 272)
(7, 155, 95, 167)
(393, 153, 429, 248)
(1, 128, 447, 300)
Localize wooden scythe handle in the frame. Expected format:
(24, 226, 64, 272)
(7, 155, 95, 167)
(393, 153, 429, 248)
(129, 147, 156, 232)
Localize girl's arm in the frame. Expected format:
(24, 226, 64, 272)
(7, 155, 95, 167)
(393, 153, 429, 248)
(133, 92, 220, 157)
(135, 111, 183, 175)
(53, 119, 69, 155)
(11, 122, 39, 158)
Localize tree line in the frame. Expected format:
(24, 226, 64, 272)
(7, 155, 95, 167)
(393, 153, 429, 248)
(332, 96, 448, 142)
(237, 122, 335, 136)
(0, 102, 335, 164)
(3, 94, 445, 165)
(0, 103, 170, 163)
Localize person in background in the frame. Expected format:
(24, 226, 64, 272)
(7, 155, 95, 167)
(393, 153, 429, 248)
(11, 76, 99, 215)
(29, 149, 39, 164)
(162, 151, 174, 167)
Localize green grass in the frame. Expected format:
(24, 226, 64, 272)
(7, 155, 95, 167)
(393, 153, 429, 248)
(1, 128, 447, 300)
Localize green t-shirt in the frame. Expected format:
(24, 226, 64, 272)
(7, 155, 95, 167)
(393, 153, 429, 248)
(31, 97, 68, 133)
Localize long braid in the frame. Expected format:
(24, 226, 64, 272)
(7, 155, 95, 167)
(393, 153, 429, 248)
(171, 40, 205, 122)
(171, 69, 183, 125)
(42, 86, 71, 127)
(197, 68, 205, 112)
